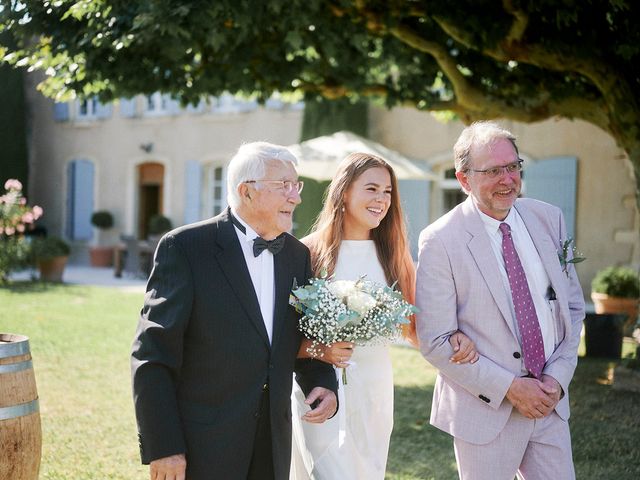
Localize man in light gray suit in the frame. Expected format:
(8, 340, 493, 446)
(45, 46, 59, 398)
(416, 121, 585, 480)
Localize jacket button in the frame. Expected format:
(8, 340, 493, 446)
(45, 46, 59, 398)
(254, 411, 260, 418)
(513, 352, 521, 359)
(262, 383, 269, 391)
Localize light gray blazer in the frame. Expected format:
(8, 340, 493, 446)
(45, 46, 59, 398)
(416, 197, 585, 445)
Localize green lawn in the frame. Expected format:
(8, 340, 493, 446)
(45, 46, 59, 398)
(0, 283, 638, 479)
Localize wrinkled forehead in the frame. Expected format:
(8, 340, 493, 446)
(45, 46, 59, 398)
(470, 137, 518, 166)
(263, 158, 298, 179)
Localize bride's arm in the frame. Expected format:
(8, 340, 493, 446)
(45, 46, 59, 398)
(448, 331, 479, 364)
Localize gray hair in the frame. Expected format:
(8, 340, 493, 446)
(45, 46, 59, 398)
(226, 141, 299, 208)
(453, 121, 518, 172)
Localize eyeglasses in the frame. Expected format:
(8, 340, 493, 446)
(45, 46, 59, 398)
(466, 160, 523, 179)
(244, 180, 304, 194)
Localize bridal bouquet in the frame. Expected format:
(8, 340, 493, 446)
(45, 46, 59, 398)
(290, 274, 417, 383)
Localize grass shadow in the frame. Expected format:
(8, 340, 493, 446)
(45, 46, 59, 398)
(0, 279, 60, 293)
(571, 357, 640, 479)
(386, 383, 459, 480)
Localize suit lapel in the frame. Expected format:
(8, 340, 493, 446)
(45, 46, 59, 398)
(271, 236, 294, 350)
(461, 198, 518, 338)
(215, 211, 271, 348)
(515, 202, 567, 308)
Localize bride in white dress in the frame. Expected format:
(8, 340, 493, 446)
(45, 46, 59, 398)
(290, 153, 478, 480)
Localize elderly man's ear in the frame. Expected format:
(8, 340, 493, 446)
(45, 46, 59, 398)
(238, 184, 252, 202)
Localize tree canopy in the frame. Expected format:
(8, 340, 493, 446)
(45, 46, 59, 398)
(1, 1, 639, 199)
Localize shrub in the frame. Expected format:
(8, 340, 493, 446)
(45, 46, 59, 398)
(32, 236, 71, 260)
(0, 179, 43, 281)
(591, 266, 640, 298)
(90, 211, 114, 229)
(148, 214, 172, 235)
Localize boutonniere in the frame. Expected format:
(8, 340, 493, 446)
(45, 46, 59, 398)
(558, 238, 586, 277)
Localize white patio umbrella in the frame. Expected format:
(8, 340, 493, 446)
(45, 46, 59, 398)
(288, 131, 438, 181)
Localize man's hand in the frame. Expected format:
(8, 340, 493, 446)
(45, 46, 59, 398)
(301, 387, 337, 423)
(149, 453, 186, 480)
(506, 377, 557, 419)
(540, 374, 562, 406)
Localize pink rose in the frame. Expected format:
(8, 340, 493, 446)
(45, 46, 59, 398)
(22, 212, 34, 223)
(32, 205, 43, 219)
(17, 224, 25, 233)
(5, 226, 15, 236)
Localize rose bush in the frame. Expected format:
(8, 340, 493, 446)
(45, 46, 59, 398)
(0, 179, 43, 282)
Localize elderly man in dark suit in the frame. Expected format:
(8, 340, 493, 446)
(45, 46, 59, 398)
(132, 142, 338, 480)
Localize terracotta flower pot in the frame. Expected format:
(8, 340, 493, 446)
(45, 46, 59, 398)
(89, 246, 114, 267)
(591, 292, 639, 327)
(37, 256, 68, 282)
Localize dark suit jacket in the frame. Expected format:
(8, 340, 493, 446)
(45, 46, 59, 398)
(131, 210, 337, 479)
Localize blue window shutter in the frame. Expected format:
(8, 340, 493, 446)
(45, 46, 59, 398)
(95, 101, 112, 119)
(66, 160, 95, 240)
(119, 98, 137, 117)
(184, 160, 202, 224)
(524, 156, 577, 238)
(53, 102, 69, 121)
(186, 100, 205, 113)
(265, 97, 284, 110)
(167, 97, 182, 115)
(65, 162, 75, 239)
(237, 98, 258, 112)
(398, 179, 431, 259)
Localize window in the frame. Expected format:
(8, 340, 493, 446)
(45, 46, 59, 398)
(77, 97, 99, 118)
(145, 93, 169, 115)
(211, 166, 227, 216)
(75, 97, 112, 120)
(440, 167, 466, 212)
(211, 93, 257, 114)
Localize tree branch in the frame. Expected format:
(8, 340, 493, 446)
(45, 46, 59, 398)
(389, 22, 487, 109)
(430, 8, 622, 108)
(502, 0, 528, 43)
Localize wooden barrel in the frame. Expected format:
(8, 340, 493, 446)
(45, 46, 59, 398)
(0, 333, 42, 480)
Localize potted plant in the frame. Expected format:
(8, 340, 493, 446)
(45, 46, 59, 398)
(613, 319, 640, 393)
(147, 214, 172, 242)
(89, 210, 115, 267)
(31, 236, 71, 282)
(591, 266, 640, 333)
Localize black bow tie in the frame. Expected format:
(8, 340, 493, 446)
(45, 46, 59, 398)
(252, 235, 285, 257)
(229, 211, 285, 257)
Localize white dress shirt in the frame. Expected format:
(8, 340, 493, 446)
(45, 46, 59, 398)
(230, 207, 275, 344)
(476, 204, 556, 363)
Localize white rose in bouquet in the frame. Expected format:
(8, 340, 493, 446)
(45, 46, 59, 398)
(346, 290, 377, 316)
(327, 279, 356, 300)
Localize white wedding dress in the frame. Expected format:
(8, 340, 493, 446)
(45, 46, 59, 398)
(290, 240, 394, 480)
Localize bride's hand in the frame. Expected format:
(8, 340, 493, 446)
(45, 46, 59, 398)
(449, 331, 479, 364)
(319, 342, 355, 368)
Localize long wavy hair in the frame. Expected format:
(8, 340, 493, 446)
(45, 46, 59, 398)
(303, 152, 417, 341)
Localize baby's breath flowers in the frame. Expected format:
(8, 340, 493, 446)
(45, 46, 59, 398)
(290, 274, 417, 384)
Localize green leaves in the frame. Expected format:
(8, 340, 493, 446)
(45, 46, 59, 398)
(0, 0, 638, 161)
(558, 238, 586, 278)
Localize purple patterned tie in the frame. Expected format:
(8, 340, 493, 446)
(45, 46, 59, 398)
(499, 223, 545, 378)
